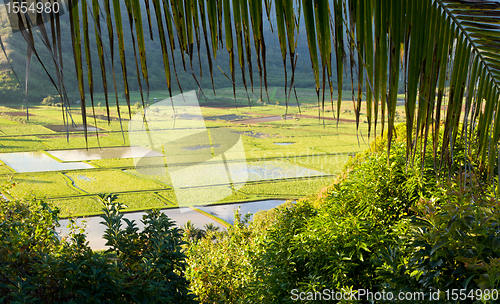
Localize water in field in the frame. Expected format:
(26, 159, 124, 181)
(57, 199, 289, 250)
(45, 125, 103, 132)
(58, 207, 226, 250)
(47, 146, 163, 162)
(0, 152, 94, 173)
(236, 160, 325, 182)
(273, 142, 295, 145)
(182, 144, 221, 151)
(197, 199, 289, 224)
(167, 160, 326, 189)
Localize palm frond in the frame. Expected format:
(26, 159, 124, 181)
(11, 0, 500, 176)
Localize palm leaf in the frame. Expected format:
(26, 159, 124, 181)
(15, 0, 500, 177)
(124, 0, 146, 107)
(68, 0, 87, 142)
(151, 0, 173, 97)
(112, 0, 131, 118)
(82, 0, 101, 143)
(91, 0, 111, 123)
(131, 0, 150, 100)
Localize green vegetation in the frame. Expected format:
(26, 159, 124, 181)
(47, 191, 179, 218)
(1, 121, 498, 302)
(111, 192, 170, 211)
(0, 91, 373, 218)
(0, 4, 335, 108)
(65, 170, 166, 194)
(91, 158, 135, 168)
(0, 0, 498, 302)
(183, 125, 500, 303)
(6, 172, 80, 198)
(239, 177, 337, 197)
(0, 197, 195, 303)
(49, 196, 105, 217)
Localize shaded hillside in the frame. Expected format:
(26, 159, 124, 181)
(0, 2, 345, 106)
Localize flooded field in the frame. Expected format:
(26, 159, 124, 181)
(197, 199, 288, 224)
(0, 151, 94, 173)
(57, 199, 288, 250)
(48, 146, 163, 162)
(0, 88, 372, 229)
(237, 160, 326, 182)
(45, 125, 103, 132)
(58, 207, 227, 250)
(0, 147, 163, 173)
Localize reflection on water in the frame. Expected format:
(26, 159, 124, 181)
(0, 152, 94, 173)
(0, 147, 163, 173)
(273, 142, 295, 145)
(77, 175, 95, 182)
(57, 200, 289, 250)
(166, 160, 326, 188)
(182, 144, 221, 151)
(197, 199, 289, 224)
(234, 161, 325, 182)
(47, 146, 163, 162)
(45, 125, 103, 132)
(58, 207, 226, 250)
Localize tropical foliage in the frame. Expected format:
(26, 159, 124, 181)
(0, 194, 195, 303)
(2, 1, 500, 302)
(183, 124, 500, 303)
(7, 0, 500, 176)
(0, 124, 498, 303)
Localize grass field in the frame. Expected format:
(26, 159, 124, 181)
(0, 87, 391, 218)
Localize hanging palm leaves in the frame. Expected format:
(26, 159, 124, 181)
(8, 0, 500, 176)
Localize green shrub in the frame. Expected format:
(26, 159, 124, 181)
(185, 206, 284, 304)
(179, 122, 499, 304)
(245, 148, 423, 302)
(0, 194, 196, 303)
(246, 201, 322, 303)
(181, 122, 498, 304)
(243, 127, 446, 303)
(41, 95, 62, 107)
(376, 178, 500, 303)
(183, 125, 440, 303)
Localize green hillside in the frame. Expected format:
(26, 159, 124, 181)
(0, 2, 345, 108)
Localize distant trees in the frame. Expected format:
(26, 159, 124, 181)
(41, 94, 59, 106)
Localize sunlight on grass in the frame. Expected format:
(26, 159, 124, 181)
(0, 88, 385, 216)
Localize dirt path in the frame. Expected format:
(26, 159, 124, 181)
(295, 114, 359, 123)
(240, 112, 360, 123)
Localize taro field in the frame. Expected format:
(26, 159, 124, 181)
(0, 87, 389, 218)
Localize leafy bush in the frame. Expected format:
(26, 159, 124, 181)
(0, 72, 23, 104)
(184, 124, 442, 303)
(185, 206, 284, 304)
(246, 143, 428, 303)
(0, 194, 195, 303)
(376, 178, 500, 303)
(183, 122, 500, 304)
(41, 95, 62, 107)
(247, 125, 465, 302)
